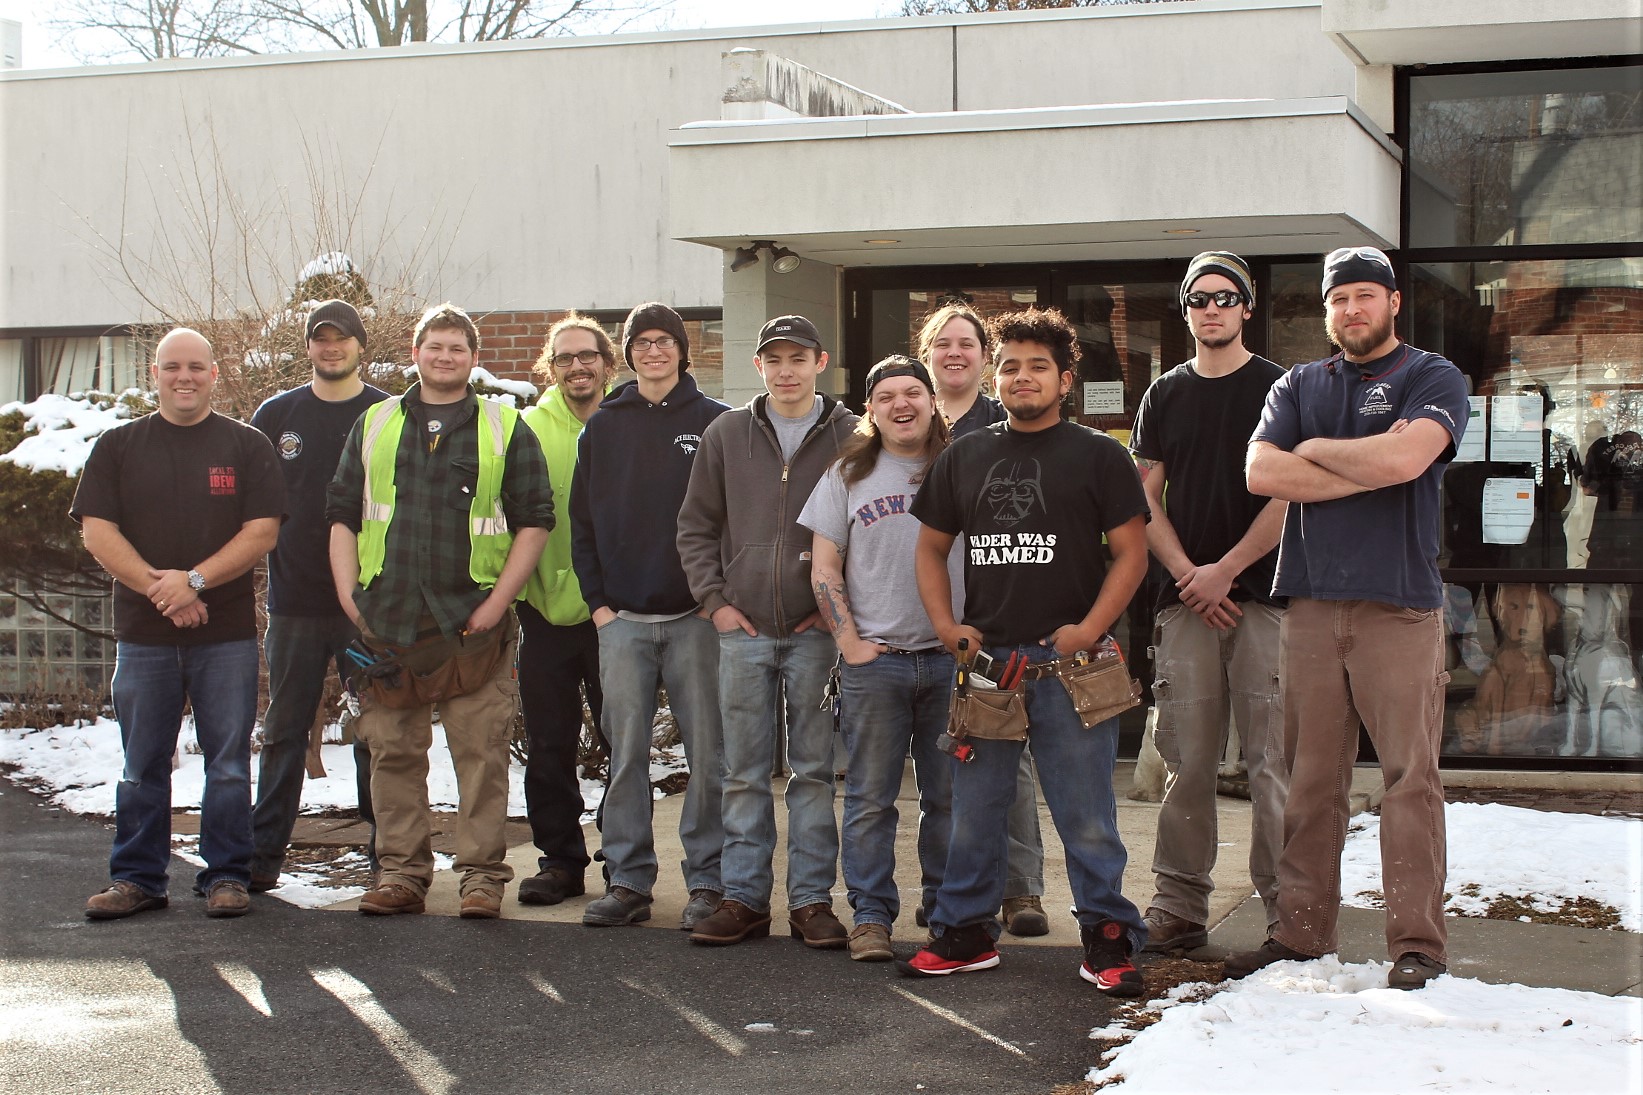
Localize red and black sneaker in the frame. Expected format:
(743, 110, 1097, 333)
(896, 923, 1001, 977)
(1080, 919, 1144, 997)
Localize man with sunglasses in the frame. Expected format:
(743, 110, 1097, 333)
(570, 302, 730, 930)
(1226, 246, 1468, 990)
(1129, 253, 1289, 957)
(514, 312, 616, 907)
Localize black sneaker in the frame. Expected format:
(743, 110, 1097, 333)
(1387, 952, 1446, 990)
(897, 924, 1000, 977)
(1079, 919, 1143, 997)
(1223, 937, 1316, 979)
(518, 867, 585, 907)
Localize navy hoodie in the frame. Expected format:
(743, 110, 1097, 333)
(570, 373, 730, 615)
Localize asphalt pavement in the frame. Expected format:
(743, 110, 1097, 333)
(1, 775, 1138, 1095)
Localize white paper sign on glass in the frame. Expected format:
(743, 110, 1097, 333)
(1489, 394, 1543, 463)
(1082, 382, 1124, 416)
(1482, 477, 1535, 545)
(1453, 397, 1487, 463)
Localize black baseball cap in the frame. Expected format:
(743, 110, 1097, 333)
(755, 315, 822, 354)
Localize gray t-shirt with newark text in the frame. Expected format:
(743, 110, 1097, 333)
(798, 449, 962, 649)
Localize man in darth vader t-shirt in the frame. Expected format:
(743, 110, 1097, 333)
(903, 307, 1151, 997)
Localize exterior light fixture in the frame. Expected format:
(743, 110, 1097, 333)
(728, 240, 803, 275)
(1163, 227, 1201, 235)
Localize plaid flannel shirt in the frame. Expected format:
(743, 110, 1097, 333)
(326, 383, 553, 645)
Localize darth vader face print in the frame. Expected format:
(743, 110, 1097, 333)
(980, 458, 1046, 527)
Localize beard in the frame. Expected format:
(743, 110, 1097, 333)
(1194, 329, 1239, 350)
(1004, 394, 1056, 423)
(1327, 310, 1395, 358)
(312, 358, 360, 382)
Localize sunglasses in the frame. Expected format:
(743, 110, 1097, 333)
(552, 350, 606, 368)
(1184, 290, 1245, 310)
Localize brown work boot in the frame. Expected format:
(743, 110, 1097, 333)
(1141, 907, 1208, 955)
(689, 899, 772, 946)
(789, 903, 848, 949)
(847, 922, 893, 962)
(205, 880, 250, 918)
(459, 889, 502, 920)
(359, 882, 426, 916)
(1001, 895, 1050, 937)
(85, 881, 167, 921)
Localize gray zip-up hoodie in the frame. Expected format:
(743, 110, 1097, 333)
(677, 393, 858, 638)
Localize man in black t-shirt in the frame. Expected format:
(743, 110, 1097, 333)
(71, 328, 285, 920)
(1129, 252, 1289, 956)
(248, 300, 390, 892)
(904, 308, 1151, 997)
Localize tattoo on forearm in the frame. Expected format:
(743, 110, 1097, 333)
(1134, 456, 1156, 482)
(814, 578, 850, 633)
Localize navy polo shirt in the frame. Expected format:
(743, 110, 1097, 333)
(1252, 344, 1469, 609)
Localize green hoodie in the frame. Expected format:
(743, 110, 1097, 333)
(521, 384, 599, 624)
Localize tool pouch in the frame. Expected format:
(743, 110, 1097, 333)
(947, 679, 1029, 742)
(1054, 650, 1141, 730)
(356, 619, 510, 711)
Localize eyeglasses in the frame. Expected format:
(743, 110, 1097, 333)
(552, 350, 606, 368)
(1184, 290, 1245, 310)
(631, 336, 677, 352)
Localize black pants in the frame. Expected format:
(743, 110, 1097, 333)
(517, 603, 604, 874)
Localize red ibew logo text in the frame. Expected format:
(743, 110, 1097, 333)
(209, 466, 237, 496)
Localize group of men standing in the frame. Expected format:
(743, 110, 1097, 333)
(73, 243, 1467, 995)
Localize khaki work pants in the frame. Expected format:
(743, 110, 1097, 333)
(355, 632, 519, 898)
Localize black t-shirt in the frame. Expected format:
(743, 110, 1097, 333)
(71, 412, 286, 644)
(251, 383, 389, 615)
(1130, 355, 1286, 610)
(912, 420, 1149, 645)
(951, 393, 1007, 439)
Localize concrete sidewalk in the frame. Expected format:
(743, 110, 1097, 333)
(286, 761, 1642, 998)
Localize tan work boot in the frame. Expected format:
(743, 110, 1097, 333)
(1001, 895, 1050, 937)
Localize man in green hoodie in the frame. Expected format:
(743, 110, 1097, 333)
(516, 312, 615, 906)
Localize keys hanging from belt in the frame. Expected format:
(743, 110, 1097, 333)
(821, 664, 842, 731)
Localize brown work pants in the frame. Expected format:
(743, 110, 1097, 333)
(1273, 598, 1449, 965)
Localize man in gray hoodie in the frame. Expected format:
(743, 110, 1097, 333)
(677, 315, 859, 948)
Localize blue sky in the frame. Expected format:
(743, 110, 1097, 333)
(0, 1, 899, 69)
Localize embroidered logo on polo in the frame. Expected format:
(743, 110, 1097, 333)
(1359, 382, 1394, 416)
(278, 431, 303, 460)
(674, 433, 701, 455)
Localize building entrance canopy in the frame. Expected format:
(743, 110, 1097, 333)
(669, 96, 1402, 268)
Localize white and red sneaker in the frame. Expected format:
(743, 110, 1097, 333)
(1080, 919, 1144, 997)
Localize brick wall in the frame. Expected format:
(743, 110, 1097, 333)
(474, 310, 725, 400)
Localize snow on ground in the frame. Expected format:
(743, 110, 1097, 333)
(1340, 801, 1643, 932)
(0, 718, 688, 907)
(1088, 956, 1642, 1094)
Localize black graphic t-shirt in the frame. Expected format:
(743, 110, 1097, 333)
(251, 383, 390, 615)
(912, 420, 1148, 645)
(71, 412, 287, 644)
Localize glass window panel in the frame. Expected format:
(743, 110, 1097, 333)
(0, 339, 22, 403)
(79, 634, 106, 662)
(1061, 281, 1188, 430)
(1415, 258, 1642, 573)
(867, 286, 1040, 367)
(1266, 263, 1332, 367)
(37, 337, 101, 396)
(98, 336, 147, 394)
(1443, 581, 1642, 760)
(0, 596, 15, 627)
(1409, 65, 1643, 248)
(0, 633, 15, 658)
(78, 597, 105, 627)
(49, 632, 74, 661)
(22, 631, 44, 659)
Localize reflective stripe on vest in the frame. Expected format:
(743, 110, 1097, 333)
(356, 395, 518, 588)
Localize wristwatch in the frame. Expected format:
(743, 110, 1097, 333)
(187, 569, 206, 592)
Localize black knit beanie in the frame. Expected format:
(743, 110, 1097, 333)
(1180, 252, 1256, 315)
(621, 302, 691, 371)
(305, 299, 368, 351)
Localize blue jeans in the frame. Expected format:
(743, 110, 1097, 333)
(250, 614, 375, 880)
(718, 628, 838, 912)
(838, 648, 954, 928)
(595, 614, 723, 896)
(109, 639, 261, 896)
(932, 643, 1144, 952)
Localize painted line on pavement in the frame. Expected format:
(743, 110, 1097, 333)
(890, 986, 1029, 1058)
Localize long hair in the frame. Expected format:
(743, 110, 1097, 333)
(836, 362, 952, 488)
(916, 302, 994, 401)
(532, 310, 616, 385)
